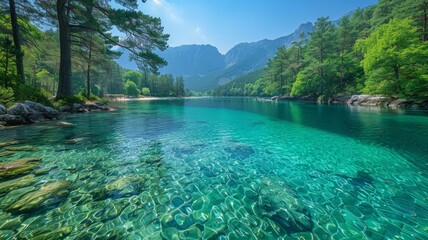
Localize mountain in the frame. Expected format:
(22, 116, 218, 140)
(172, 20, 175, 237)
(116, 22, 313, 90)
(158, 44, 225, 76)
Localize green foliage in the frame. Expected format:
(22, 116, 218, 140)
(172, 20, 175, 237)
(356, 18, 428, 97)
(141, 87, 150, 96)
(13, 84, 53, 107)
(124, 70, 143, 86)
(124, 80, 139, 97)
(0, 86, 15, 107)
(216, 1, 428, 100)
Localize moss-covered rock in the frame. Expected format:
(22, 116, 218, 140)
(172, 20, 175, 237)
(0, 174, 38, 196)
(92, 175, 145, 201)
(4, 145, 38, 152)
(0, 141, 19, 148)
(0, 158, 42, 179)
(30, 226, 73, 240)
(7, 180, 72, 213)
(257, 177, 313, 234)
(0, 151, 15, 157)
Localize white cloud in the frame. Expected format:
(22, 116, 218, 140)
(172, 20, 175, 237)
(195, 26, 201, 34)
(153, 0, 161, 5)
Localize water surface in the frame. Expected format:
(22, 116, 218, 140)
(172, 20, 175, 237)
(1, 98, 427, 239)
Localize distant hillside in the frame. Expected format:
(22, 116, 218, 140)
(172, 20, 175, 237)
(117, 22, 313, 90)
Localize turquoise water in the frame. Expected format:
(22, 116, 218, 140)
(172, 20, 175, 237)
(1, 97, 428, 239)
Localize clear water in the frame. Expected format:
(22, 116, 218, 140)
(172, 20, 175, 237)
(1, 98, 428, 239)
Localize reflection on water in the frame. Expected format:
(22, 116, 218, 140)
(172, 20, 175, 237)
(0, 98, 427, 239)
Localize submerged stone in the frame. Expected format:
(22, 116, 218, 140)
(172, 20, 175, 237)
(0, 174, 38, 196)
(0, 151, 15, 157)
(30, 226, 73, 240)
(7, 180, 72, 213)
(337, 170, 374, 187)
(4, 145, 38, 152)
(92, 175, 145, 201)
(225, 144, 255, 160)
(0, 141, 19, 148)
(257, 177, 313, 234)
(0, 157, 42, 179)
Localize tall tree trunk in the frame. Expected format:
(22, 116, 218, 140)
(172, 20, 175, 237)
(56, 0, 72, 98)
(4, 49, 10, 87)
(8, 0, 25, 83)
(86, 35, 93, 99)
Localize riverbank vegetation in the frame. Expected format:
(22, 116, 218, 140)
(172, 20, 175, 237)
(0, 0, 184, 109)
(210, 0, 428, 100)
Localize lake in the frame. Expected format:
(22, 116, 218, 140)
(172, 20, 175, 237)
(1, 97, 428, 239)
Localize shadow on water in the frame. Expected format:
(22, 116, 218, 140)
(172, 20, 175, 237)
(178, 97, 428, 172)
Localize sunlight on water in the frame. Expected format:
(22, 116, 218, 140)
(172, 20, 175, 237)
(1, 98, 427, 239)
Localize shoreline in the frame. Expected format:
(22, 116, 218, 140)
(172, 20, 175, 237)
(111, 96, 210, 102)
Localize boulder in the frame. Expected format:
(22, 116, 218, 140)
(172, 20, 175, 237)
(24, 101, 59, 119)
(7, 103, 43, 123)
(388, 99, 414, 108)
(258, 177, 313, 234)
(7, 180, 72, 213)
(59, 105, 72, 112)
(84, 104, 108, 111)
(0, 104, 7, 114)
(0, 174, 38, 196)
(0, 114, 25, 125)
(348, 95, 371, 105)
(0, 157, 42, 179)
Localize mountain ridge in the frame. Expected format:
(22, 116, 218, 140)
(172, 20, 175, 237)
(116, 22, 314, 90)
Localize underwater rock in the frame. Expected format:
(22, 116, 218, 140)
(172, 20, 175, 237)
(0, 174, 38, 196)
(0, 151, 15, 157)
(141, 141, 164, 164)
(257, 177, 313, 234)
(337, 170, 374, 187)
(0, 141, 19, 148)
(225, 144, 255, 160)
(7, 180, 72, 213)
(30, 226, 73, 240)
(56, 121, 75, 126)
(65, 137, 86, 144)
(4, 145, 38, 152)
(92, 175, 145, 201)
(0, 157, 42, 179)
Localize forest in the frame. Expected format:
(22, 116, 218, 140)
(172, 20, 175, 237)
(0, 0, 185, 108)
(210, 0, 428, 100)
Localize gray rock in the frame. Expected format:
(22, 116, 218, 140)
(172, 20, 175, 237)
(0, 104, 7, 114)
(59, 105, 72, 112)
(8, 103, 43, 123)
(72, 103, 84, 110)
(0, 114, 26, 125)
(388, 99, 414, 108)
(24, 101, 59, 119)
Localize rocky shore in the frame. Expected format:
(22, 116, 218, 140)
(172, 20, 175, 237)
(268, 95, 428, 109)
(0, 101, 110, 127)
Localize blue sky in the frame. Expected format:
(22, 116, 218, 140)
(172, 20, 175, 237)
(140, 0, 378, 54)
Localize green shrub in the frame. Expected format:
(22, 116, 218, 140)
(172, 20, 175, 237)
(99, 98, 110, 105)
(0, 86, 15, 108)
(125, 80, 139, 97)
(141, 87, 150, 96)
(13, 84, 53, 107)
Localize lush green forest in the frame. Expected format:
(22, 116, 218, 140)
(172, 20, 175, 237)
(211, 0, 428, 100)
(0, 0, 186, 107)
